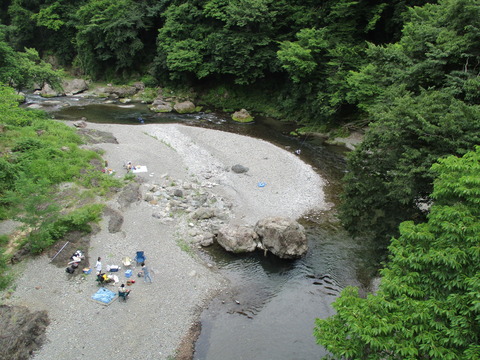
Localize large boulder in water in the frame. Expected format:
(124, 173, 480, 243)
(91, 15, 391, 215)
(232, 109, 254, 123)
(150, 98, 173, 112)
(174, 101, 196, 114)
(216, 225, 259, 253)
(254, 217, 307, 259)
(62, 78, 88, 95)
(104, 85, 138, 98)
(40, 83, 61, 97)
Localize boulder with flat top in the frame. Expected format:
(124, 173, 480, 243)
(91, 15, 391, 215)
(254, 217, 307, 259)
(216, 225, 259, 253)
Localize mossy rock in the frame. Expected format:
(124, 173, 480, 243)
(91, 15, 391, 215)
(232, 109, 254, 123)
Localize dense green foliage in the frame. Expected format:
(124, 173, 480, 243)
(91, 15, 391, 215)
(341, 89, 480, 241)
(0, 27, 62, 91)
(315, 146, 480, 359)
(0, 85, 121, 289)
(339, 0, 480, 241)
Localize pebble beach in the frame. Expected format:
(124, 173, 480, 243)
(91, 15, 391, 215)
(2, 122, 327, 360)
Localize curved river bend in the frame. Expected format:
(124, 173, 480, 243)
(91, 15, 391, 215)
(30, 96, 382, 359)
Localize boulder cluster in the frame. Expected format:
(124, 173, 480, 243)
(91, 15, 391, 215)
(35, 79, 253, 121)
(137, 176, 308, 259)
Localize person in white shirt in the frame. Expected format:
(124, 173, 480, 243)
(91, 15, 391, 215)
(95, 257, 102, 274)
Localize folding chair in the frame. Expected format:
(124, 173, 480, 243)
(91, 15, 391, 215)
(134, 251, 146, 265)
(118, 290, 129, 302)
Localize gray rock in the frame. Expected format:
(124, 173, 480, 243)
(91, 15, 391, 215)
(132, 81, 145, 91)
(150, 99, 173, 112)
(216, 225, 258, 253)
(144, 193, 155, 202)
(174, 101, 196, 114)
(41, 83, 61, 97)
(200, 232, 215, 246)
(173, 189, 184, 197)
(104, 207, 124, 233)
(73, 120, 87, 128)
(62, 79, 88, 95)
(117, 182, 142, 209)
(105, 85, 137, 98)
(232, 108, 253, 123)
(191, 207, 215, 220)
(254, 217, 307, 259)
(231, 164, 249, 174)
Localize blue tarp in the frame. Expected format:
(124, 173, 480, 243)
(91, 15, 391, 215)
(91, 287, 117, 305)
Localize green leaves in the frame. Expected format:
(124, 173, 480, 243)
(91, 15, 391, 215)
(75, 0, 155, 78)
(340, 89, 480, 241)
(316, 147, 480, 359)
(0, 85, 122, 261)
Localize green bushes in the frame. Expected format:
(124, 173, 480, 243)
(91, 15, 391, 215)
(0, 85, 121, 290)
(0, 235, 12, 290)
(27, 204, 104, 254)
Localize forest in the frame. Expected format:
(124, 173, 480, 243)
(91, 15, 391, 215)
(0, 0, 479, 358)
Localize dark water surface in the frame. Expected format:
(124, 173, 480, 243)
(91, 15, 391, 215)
(42, 97, 382, 360)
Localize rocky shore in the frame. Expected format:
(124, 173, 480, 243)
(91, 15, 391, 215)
(1, 122, 327, 360)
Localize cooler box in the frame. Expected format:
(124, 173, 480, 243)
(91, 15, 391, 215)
(83, 268, 92, 274)
(125, 269, 133, 278)
(107, 265, 120, 272)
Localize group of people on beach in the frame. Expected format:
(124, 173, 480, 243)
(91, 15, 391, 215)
(94, 256, 152, 301)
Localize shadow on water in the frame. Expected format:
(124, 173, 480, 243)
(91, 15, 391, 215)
(40, 97, 385, 359)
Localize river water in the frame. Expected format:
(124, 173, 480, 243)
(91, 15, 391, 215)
(29, 96, 382, 359)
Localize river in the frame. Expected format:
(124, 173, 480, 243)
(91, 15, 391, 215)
(27, 95, 382, 359)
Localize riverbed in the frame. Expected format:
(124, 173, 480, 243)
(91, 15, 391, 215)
(32, 96, 382, 359)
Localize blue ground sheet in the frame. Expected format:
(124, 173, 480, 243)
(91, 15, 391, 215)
(91, 287, 117, 305)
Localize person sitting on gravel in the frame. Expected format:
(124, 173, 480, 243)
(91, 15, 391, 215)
(97, 272, 113, 284)
(119, 284, 130, 298)
(125, 161, 136, 172)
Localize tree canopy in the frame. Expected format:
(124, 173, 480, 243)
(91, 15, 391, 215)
(338, 0, 480, 242)
(314, 146, 480, 359)
(340, 89, 480, 241)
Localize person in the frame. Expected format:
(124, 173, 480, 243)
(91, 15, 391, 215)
(95, 257, 102, 274)
(126, 161, 136, 172)
(119, 284, 130, 297)
(141, 262, 152, 283)
(97, 272, 113, 284)
(68, 250, 84, 265)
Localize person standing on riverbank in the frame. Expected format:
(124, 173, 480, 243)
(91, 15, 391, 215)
(142, 262, 152, 283)
(95, 257, 102, 274)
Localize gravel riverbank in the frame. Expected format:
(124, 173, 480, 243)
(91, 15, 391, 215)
(1, 122, 327, 360)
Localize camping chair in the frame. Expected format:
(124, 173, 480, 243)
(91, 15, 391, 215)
(122, 256, 132, 268)
(134, 251, 146, 265)
(118, 290, 129, 302)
